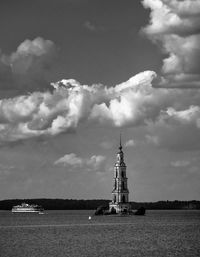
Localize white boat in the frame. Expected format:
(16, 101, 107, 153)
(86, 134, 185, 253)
(12, 203, 44, 213)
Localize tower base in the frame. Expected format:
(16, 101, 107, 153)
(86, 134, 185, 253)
(109, 202, 132, 214)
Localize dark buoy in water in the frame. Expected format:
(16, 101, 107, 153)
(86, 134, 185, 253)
(134, 207, 146, 215)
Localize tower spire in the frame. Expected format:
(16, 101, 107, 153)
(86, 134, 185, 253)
(119, 132, 122, 151)
(117, 132, 124, 164)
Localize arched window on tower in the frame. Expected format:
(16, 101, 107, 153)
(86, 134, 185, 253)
(114, 180, 117, 190)
(122, 195, 126, 203)
(122, 181, 125, 190)
(113, 195, 116, 203)
(121, 171, 124, 178)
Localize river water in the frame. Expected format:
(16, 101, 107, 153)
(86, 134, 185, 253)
(0, 210, 200, 257)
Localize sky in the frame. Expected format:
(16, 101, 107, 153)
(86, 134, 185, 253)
(0, 0, 200, 201)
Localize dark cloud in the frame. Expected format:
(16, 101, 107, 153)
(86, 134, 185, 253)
(146, 107, 200, 151)
(0, 37, 58, 92)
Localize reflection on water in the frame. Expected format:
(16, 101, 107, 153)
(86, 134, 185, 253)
(0, 210, 200, 257)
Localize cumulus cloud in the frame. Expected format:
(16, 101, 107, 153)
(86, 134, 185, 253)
(145, 135, 159, 145)
(100, 141, 113, 149)
(163, 106, 200, 127)
(84, 21, 97, 31)
(125, 139, 135, 147)
(171, 160, 190, 168)
(83, 21, 104, 32)
(0, 37, 57, 91)
(0, 164, 14, 177)
(142, 0, 200, 36)
(1, 67, 200, 150)
(0, 70, 165, 142)
(54, 153, 106, 172)
(54, 153, 83, 168)
(10, 37, 56, 74)
(142, 0, 200, 88)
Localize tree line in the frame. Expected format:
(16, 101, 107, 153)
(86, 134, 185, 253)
(0, 199, 199, 210)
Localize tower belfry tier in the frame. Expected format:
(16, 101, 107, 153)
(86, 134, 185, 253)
(109, 135, 132, 214)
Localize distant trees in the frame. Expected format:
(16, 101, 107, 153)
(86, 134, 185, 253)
(131, 200, 200, 210)
(0, 199, 110, 210)
(0, 199, 199, 210)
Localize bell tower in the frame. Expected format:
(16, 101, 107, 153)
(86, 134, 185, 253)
(109, 134, 131, 214)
